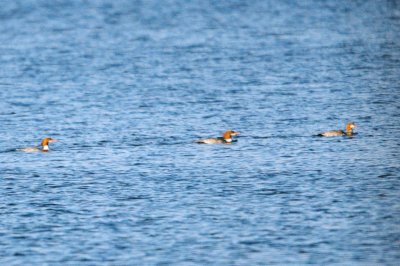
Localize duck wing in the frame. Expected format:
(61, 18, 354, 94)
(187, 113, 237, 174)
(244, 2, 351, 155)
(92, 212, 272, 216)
(17, 147, 41, 152)
(194, 137, 224, 144)
(318, 130, 345, 137)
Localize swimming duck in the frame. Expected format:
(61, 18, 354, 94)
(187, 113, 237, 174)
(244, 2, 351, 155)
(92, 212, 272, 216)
(318, 122, 357, 137)
(17, 137, 58, 152)
(195, 130, 240, 144)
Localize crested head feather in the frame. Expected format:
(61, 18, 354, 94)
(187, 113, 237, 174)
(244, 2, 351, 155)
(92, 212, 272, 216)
(346, 122, 356, 132)
(41, 137, 51, 146)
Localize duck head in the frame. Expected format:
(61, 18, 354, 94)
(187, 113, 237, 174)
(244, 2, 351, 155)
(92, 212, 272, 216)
(222, 130, 240, 142)
(346, 122, 357, 134)
(346, 122, 356, 132)
(40, 137, 58, 151)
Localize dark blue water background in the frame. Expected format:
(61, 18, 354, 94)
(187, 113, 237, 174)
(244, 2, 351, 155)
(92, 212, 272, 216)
(0, 0, 399, 265)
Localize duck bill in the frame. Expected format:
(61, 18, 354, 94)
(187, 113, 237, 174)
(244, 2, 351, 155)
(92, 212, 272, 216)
(49, 139, 59, 143)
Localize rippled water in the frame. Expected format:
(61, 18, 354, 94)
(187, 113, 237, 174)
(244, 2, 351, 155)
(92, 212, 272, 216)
(1, 0, 399, 265)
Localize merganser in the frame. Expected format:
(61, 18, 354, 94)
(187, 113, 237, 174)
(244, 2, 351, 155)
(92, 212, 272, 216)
(17, 137, 58, 152)
(195, 130, 240, 144)
(318, 122, 357, 137)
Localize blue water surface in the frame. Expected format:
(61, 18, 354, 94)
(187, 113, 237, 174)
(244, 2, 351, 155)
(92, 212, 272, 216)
(0, 0, 399, 265)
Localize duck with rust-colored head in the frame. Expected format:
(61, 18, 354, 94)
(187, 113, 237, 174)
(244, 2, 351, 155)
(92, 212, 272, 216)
(17, 137, 59, 152)
(195, 130, 240, 144)
(318, 122, 357, 137)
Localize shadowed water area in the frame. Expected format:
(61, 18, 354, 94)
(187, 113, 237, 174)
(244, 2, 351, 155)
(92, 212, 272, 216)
(0, 0, 399, 265)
